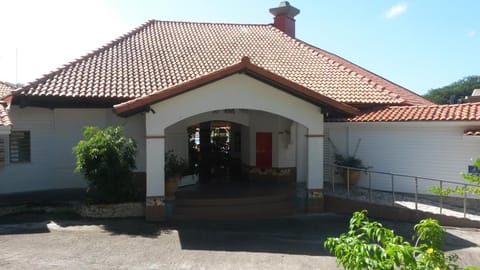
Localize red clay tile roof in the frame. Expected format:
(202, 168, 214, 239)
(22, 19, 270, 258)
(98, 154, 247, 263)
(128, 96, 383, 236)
(115, 57, 360, 116)
(0, 82, 15, 99)
(15, 20, 432, 108)
(0, 101, 12, 126)
(340, 103, 480, 122)
(464, 129, 480, 136)
(302, 45, 433, 106)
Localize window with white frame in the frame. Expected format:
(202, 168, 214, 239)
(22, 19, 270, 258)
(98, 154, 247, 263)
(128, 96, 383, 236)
(9, 131, 31, 163)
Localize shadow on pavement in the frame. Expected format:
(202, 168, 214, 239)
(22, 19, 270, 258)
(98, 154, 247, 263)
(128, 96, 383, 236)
(175, 214, 477, 255)
(174, 214, 350, 256)
(0, 211, 477, 256)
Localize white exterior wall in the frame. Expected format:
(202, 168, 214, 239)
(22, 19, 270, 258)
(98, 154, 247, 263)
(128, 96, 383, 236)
(0, 106, 146, 194)
(326, 122, 480, 194)
(247, 110, 296, 168)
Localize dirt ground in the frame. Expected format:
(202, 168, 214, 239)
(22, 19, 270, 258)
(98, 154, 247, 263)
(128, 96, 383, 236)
(0, 213, 479, 269)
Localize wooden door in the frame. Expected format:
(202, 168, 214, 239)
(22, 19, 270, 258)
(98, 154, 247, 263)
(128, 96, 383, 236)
(256, 132, 272, 168)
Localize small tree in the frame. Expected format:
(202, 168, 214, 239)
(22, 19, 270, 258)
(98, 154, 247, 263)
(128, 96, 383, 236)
(430, 158, 480, 197)
(324, 210, 467, 269)
(73, 126, 137, 203)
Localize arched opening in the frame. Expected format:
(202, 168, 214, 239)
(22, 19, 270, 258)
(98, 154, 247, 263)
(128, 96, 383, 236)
(144, 74, 327, 221)
(164, 109, 309, 190)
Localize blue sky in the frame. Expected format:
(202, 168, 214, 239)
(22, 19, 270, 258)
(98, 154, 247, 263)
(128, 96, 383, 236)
(0, 0, 478, 95)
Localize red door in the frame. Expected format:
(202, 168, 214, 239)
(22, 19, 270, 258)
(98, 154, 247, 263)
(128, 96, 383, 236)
(256, 132, 272, 168)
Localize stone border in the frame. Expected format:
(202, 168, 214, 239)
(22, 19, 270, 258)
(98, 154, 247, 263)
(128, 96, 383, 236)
(78, 202, 145, 218)
(0, 202, 146, 219)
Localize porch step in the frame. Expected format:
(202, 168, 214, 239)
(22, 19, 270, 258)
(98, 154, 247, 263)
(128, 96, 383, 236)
(172, 192, 295, 221)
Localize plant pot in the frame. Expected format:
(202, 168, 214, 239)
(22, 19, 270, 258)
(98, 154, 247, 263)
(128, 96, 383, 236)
(165, 176, 179, 200)
(341, 169, 361, 186)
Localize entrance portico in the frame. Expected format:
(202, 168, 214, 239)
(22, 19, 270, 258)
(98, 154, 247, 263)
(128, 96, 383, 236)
(114, 58, 358, 221)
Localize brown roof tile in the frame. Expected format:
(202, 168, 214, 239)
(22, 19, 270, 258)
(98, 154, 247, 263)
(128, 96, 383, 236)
(340, 103, 480, 122)
(115, 57, 360, 116)
(464, 129, 480, 136)
(15, 20, 433, 108)
(0, 82, 15, 99)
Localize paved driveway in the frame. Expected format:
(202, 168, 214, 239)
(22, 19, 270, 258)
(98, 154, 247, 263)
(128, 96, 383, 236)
(0, 213, 479, 269)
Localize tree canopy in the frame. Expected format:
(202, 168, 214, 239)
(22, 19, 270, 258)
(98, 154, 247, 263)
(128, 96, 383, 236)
(423, 75, 480, 104)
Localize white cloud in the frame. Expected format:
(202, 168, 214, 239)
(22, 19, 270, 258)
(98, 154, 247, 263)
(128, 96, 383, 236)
(0, 0, 131, 84)
(384, 3, 408, 19)
(467, 30, 477, 38)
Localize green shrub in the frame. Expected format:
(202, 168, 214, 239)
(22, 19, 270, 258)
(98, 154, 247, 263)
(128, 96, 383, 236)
(165, 150, 188, 178)
(430, 157, 480, 197)
(73, 126, 137, 203)
(324, 210, 473, 269)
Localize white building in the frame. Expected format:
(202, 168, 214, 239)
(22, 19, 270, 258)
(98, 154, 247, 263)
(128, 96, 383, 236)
(0, 3, 478, 221)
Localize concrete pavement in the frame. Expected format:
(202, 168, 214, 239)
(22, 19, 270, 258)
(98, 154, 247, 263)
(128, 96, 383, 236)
(0, 213, 479, 269)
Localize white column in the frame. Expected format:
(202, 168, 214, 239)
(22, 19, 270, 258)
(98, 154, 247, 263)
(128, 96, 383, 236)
(307, 134, 324, 190)
(146, 136, 165, 198)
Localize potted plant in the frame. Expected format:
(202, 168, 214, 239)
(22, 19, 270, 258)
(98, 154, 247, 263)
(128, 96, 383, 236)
(165, 150, 188, 200)
(334, 153, 369, 186)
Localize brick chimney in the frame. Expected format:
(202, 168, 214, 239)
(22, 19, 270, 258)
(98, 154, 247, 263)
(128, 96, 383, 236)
(269, 1, 300, 38)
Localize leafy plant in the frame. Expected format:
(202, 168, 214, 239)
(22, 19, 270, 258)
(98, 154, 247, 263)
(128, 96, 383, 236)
(165, 150, 188, 178)
(324, 210, 471, 269)
(430, 158, 480, 198)
(333, 138, 370, 170)
(334, 153, 368, 170)
(73, 126, 137, 203)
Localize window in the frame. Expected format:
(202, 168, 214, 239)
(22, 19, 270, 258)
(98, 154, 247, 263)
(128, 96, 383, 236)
(10, 131, 31, 163)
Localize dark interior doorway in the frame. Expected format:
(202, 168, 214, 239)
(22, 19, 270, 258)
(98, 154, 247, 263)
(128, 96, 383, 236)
(189, 121, 243, 184)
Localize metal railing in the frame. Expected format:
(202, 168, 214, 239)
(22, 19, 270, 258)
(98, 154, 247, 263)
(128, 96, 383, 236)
(325, 164, 479, 219)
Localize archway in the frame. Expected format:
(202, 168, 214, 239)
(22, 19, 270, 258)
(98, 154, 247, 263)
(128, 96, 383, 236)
(144, 74, 326, 221)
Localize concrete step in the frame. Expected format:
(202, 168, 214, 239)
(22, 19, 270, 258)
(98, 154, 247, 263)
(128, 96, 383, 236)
(172, 195, 295, 221)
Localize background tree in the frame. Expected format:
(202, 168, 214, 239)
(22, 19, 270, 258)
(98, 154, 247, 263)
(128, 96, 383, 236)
(73, 126, 137, 203)
(424, 75, 480, 104)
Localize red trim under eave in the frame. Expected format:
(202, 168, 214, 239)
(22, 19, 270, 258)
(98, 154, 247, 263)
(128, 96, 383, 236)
(113, 57, 359, 116)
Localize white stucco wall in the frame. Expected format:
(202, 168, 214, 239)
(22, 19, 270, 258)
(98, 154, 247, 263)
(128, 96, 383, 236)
(326, 121, 480, 194)
(0, 106, 146, 194)
(0, 126, 10, 135)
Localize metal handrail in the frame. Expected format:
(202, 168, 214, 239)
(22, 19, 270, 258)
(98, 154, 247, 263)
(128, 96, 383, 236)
(325, 163, 479, 219)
